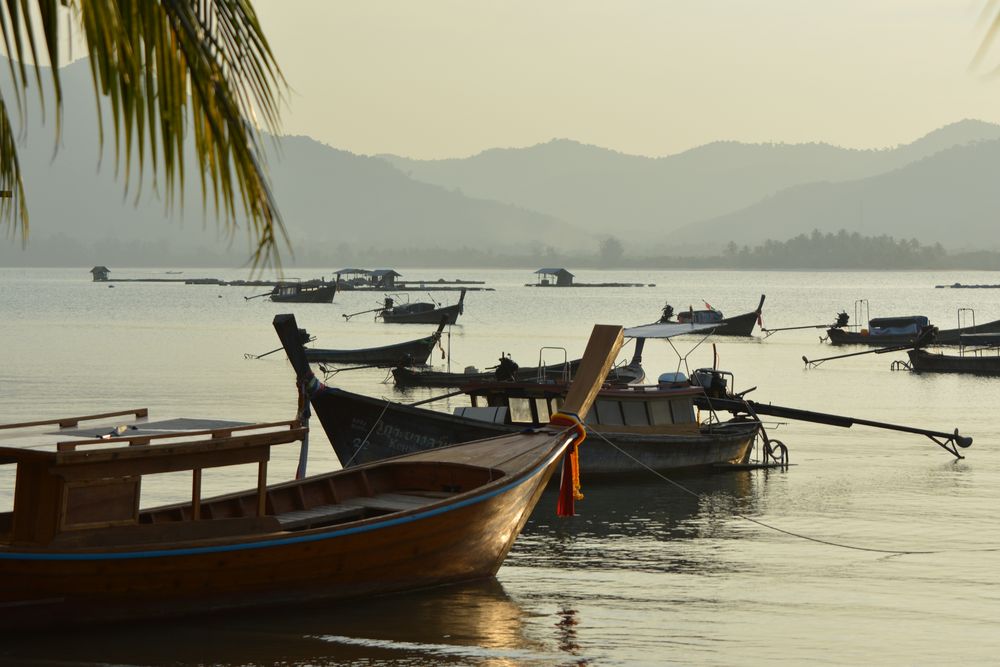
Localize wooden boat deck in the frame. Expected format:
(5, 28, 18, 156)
(0, 408, 573, 551)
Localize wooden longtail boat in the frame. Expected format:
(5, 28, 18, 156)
(906, 346, 1000, 375)
(277, 318, 758, 475)
(306, 320, 447, 366)
(380, 289, 466, 324)
(391, 338, 647, 388)
(826, 314, 1000, 347)
(269, 281, 337, 303)
(0, 318, 624, 629)
(657, 295, 765, 337)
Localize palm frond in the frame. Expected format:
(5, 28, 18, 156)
(0, 0, 286, 267)
(0, 94, 29, 241)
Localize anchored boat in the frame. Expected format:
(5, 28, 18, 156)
(278, 316, 761, 475)
(0, 317, 623, 629)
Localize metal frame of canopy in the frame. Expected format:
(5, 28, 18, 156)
(623, 322, 719, 377)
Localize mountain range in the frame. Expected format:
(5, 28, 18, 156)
(2, 57, 999, 267)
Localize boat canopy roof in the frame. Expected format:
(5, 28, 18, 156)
(623, 322, 718, 339)
(869, 315, 929, 329)
(334, 268, 371, 275)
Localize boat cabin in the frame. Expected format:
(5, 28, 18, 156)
(677, 306, 724, 324)
(457, 380, 701, 434)
(273, 282, 304, 298)
(866, 315, 929, 336)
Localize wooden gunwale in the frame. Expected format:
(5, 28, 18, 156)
(0, 409, 148, 431)
(55, 419, 301, 451)
(0, 433, 569, 559)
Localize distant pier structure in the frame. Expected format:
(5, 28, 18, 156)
(86, 266, 493, 291)
(526, 267, 654, 288)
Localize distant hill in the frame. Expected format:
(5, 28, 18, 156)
(3, 57, 1000, 267)
(670, 138, 1000, 251)
(379, 119, 1000, 251)
(0, 59, 583, 267)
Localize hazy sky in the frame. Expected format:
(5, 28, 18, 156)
(250, 2, 1000, 158)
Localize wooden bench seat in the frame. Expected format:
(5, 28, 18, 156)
(350, 493, 440, 512)
(275, 503, 365, 530)
(275, 493, 446, 531)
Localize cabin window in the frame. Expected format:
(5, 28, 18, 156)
(550, 397, 564, 415)
(648, 400, 673, 425)
(509, 398, 534, 423)
(622, 401, 650, 426)
(595, 400, 624, 426)
(534, 399, 550, 422)
(670, 398, 695, 424)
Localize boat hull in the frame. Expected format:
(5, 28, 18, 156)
(392, 359, 644, 388)
(907, 349, 1000, 375)
(313, 387, 757, 474)
(670, 295, 764, 337)
(381, 303, 462, 324)
(270, 284, 337, 303)
(828, 317, 1000, 347)
(306, 334, 439, 366)
(0, 436, 564, 629)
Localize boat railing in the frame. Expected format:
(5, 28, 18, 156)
(0, 408, 149, 431)
(853, 298, 870, 333)
(957, 307, 977, 331)
(55, 419, 302, 451)
(536, 347, 570, 384)
(0, 418, 307, 546)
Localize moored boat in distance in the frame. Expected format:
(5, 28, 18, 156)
(243, 281, 337, 303)
(381, 289, 466, 324)
(0, 317, 625, 630)
(344, 290, 467, 324)
(826, 310, 1000, 347)
(305, 320, 447, 366)
(905, 340, 1000, 375)
(276, 316, 759, 476)
(392, 339, 647, 388)
(657, 295, 765, 337)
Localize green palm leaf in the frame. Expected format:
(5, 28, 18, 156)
(0, 0, 286, 267)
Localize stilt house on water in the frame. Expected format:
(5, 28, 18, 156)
(90, 266, 110, 282)
(532, 268, 574, 286)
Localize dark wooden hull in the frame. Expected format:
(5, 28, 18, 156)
(670, 295, 764, 337)
(0, 431, 567, 629)
(392, 359, 644, 388)
(381, 303, 462, 324)
(270, 284, 337, 303)
(907, 349, 1000, 375)
(306, 333, 440, 366)
(828, 317, 1000, 347)
(311, 385, 757, 474)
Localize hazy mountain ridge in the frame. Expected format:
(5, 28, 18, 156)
(670, 137, 1000, 251)
(3, 57, 999, 267)
(0, 59, 582, 267)
(380, 119, 1000, 253)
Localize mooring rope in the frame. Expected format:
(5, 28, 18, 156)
(585, 427, 937, 556)
(342, 398, 394, 469)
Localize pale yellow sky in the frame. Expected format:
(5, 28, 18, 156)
(254, 0, 1000, 159)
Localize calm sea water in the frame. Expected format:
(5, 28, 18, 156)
(2, 267, 1000, 666)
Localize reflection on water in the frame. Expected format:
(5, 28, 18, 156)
(512, 471, 765, 575)
(0, 580, 567, 667)
(5, 268, 1000, 664)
